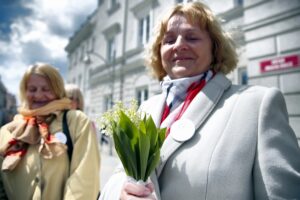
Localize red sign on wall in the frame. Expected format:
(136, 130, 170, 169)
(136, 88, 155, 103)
(260, 54, 300, 73)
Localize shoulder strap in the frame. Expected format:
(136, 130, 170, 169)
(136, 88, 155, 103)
(63, 110, 73, 161)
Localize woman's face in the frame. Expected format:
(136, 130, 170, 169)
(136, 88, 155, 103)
(160, 14, 213, 79)
(70, 99, 79, 110)
(26, 74, 57, 109)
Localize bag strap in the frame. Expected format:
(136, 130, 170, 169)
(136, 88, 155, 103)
(63, 110, 100, 199)
(63, 110, 73, 161)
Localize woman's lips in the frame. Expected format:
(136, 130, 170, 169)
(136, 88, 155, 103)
(173, 57, 193, 64)
(31, 101, 49, 108)
(172, 57, 193, 62)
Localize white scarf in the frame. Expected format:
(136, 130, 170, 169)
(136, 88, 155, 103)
(160, 70, 214, 113)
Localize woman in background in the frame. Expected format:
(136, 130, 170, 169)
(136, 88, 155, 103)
(65, 83, 84, 111)
(0, 63, 100, 200)
(65, 83, 102, 147)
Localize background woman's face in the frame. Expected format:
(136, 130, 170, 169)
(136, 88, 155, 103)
(160, 14, 213, 79)
(26, 74, 57, 109)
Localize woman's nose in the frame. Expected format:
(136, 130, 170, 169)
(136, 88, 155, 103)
(33, 91, 43, 99)
(173, 36, 188, 51)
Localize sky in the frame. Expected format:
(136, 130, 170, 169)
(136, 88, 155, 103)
(0, 0, 97, 101)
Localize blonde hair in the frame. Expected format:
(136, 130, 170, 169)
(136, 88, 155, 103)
(65, 84, 84, 111)
(19, 63, 66, 108)
(145, 1, 238, 81)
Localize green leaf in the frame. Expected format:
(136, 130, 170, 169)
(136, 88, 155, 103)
(114, 126, 138, 178)
(118, 111, 139, 163)
(158, 127, 166, 148)
(145, 116, 158, 155)
(118, 111, 138, 140)
(138, 130, 150, 181)
(145, 148, 161, 179)
(139, 115, 146, 134)
(113, 130, 133, 177)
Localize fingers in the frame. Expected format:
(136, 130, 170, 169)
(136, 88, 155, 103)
(145, 182, 154, 192)
(124, 181, 151, 197)
(120, 193, 156, 200)
(120, 181, 156, 200)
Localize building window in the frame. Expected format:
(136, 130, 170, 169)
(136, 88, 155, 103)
(136, 87, 149, 106)
(131, 1, 157, 47)
(176, 0, 192, 3)
(102, 23, 120, 62)
(110, 0, 117, 7)
(107, 38, 116, 62)
(238, 67, 248, 85)
(78, 74, 82, 89)
(88, 37, 95, 53)
(104, 94, 113, 111)
(98, 0, 104, 6)
(80, 45, 85, 61)
(138, 14, 150, 45)
(73, 52, 78, 66)
(234, 0, 243, 6)
(107, 0, 120, 15)
(72, 53, 77, 67)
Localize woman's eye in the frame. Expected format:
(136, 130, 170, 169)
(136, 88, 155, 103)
(186, 36, 199, 41)
(42, 88, 51, 92)
(27, 87, 36, 92)
(162, 37, 175, 44)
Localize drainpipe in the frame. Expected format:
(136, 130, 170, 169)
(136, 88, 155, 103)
(119, 0, 128, 102)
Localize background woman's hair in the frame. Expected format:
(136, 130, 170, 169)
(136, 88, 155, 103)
(65, 83, 84, 111)
(145, 1, 238, 81)
(19, 63, 66, 108)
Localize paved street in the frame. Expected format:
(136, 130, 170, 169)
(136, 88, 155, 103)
(99, 142, 120, 191)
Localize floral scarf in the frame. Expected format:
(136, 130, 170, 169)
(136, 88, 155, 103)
(0, 98, 72, 171)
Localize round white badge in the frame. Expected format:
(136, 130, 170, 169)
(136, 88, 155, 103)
(170, 119, 195, 142)
(55, 132, 67, 144)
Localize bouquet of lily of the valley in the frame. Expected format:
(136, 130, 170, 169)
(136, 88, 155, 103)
(98, 100, 166, 182)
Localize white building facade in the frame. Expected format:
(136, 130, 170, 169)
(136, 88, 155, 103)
(65, 0, 300, 143)
(243, 0, 300, 144)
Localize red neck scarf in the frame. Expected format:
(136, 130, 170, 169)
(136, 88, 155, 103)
(160, 70, 215, 137)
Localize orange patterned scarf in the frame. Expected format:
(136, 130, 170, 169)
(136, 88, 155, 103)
(0, 98, 72, 171)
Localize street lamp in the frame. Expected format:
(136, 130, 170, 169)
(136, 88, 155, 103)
(84, 50, 116, 156)
(83, 51, 109, 65)
(83, 50, 116, 107)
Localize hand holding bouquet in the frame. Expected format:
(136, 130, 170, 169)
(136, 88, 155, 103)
(98, 100, 166, 182)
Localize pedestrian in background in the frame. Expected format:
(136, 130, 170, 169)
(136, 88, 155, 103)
(0, 63, 100, 200)
(65, 83, 84, 111)
(100, 2, 300, 200)
(0, 110, 7, 127)
(65, 83, 102, 148)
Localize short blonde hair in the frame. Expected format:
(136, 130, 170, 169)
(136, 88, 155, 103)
(145, 1, 238, 81)
(65, 84, 84, 111)
(19, 63, 66, 108)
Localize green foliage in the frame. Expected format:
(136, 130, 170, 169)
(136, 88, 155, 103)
(97, 100, 166, 181)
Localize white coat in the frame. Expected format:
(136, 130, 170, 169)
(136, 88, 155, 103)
(100, 73, 300, 200)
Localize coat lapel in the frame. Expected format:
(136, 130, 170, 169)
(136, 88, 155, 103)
(155, 73, 231, 177)
(140, 92, 166, 127)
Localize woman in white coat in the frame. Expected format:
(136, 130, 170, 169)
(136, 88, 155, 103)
(100, 2, 300, 200)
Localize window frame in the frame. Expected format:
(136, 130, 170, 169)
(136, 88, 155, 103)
(104, 94, 113, 111)
(138, 14, 151, 45)
(136, 86, 149, 106)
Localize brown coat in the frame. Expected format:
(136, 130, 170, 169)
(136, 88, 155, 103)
(0, 110, 100, 200)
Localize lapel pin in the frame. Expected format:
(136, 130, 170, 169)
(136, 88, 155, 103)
(170, 118, 195, 142)
(54, 132, 67, 144)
